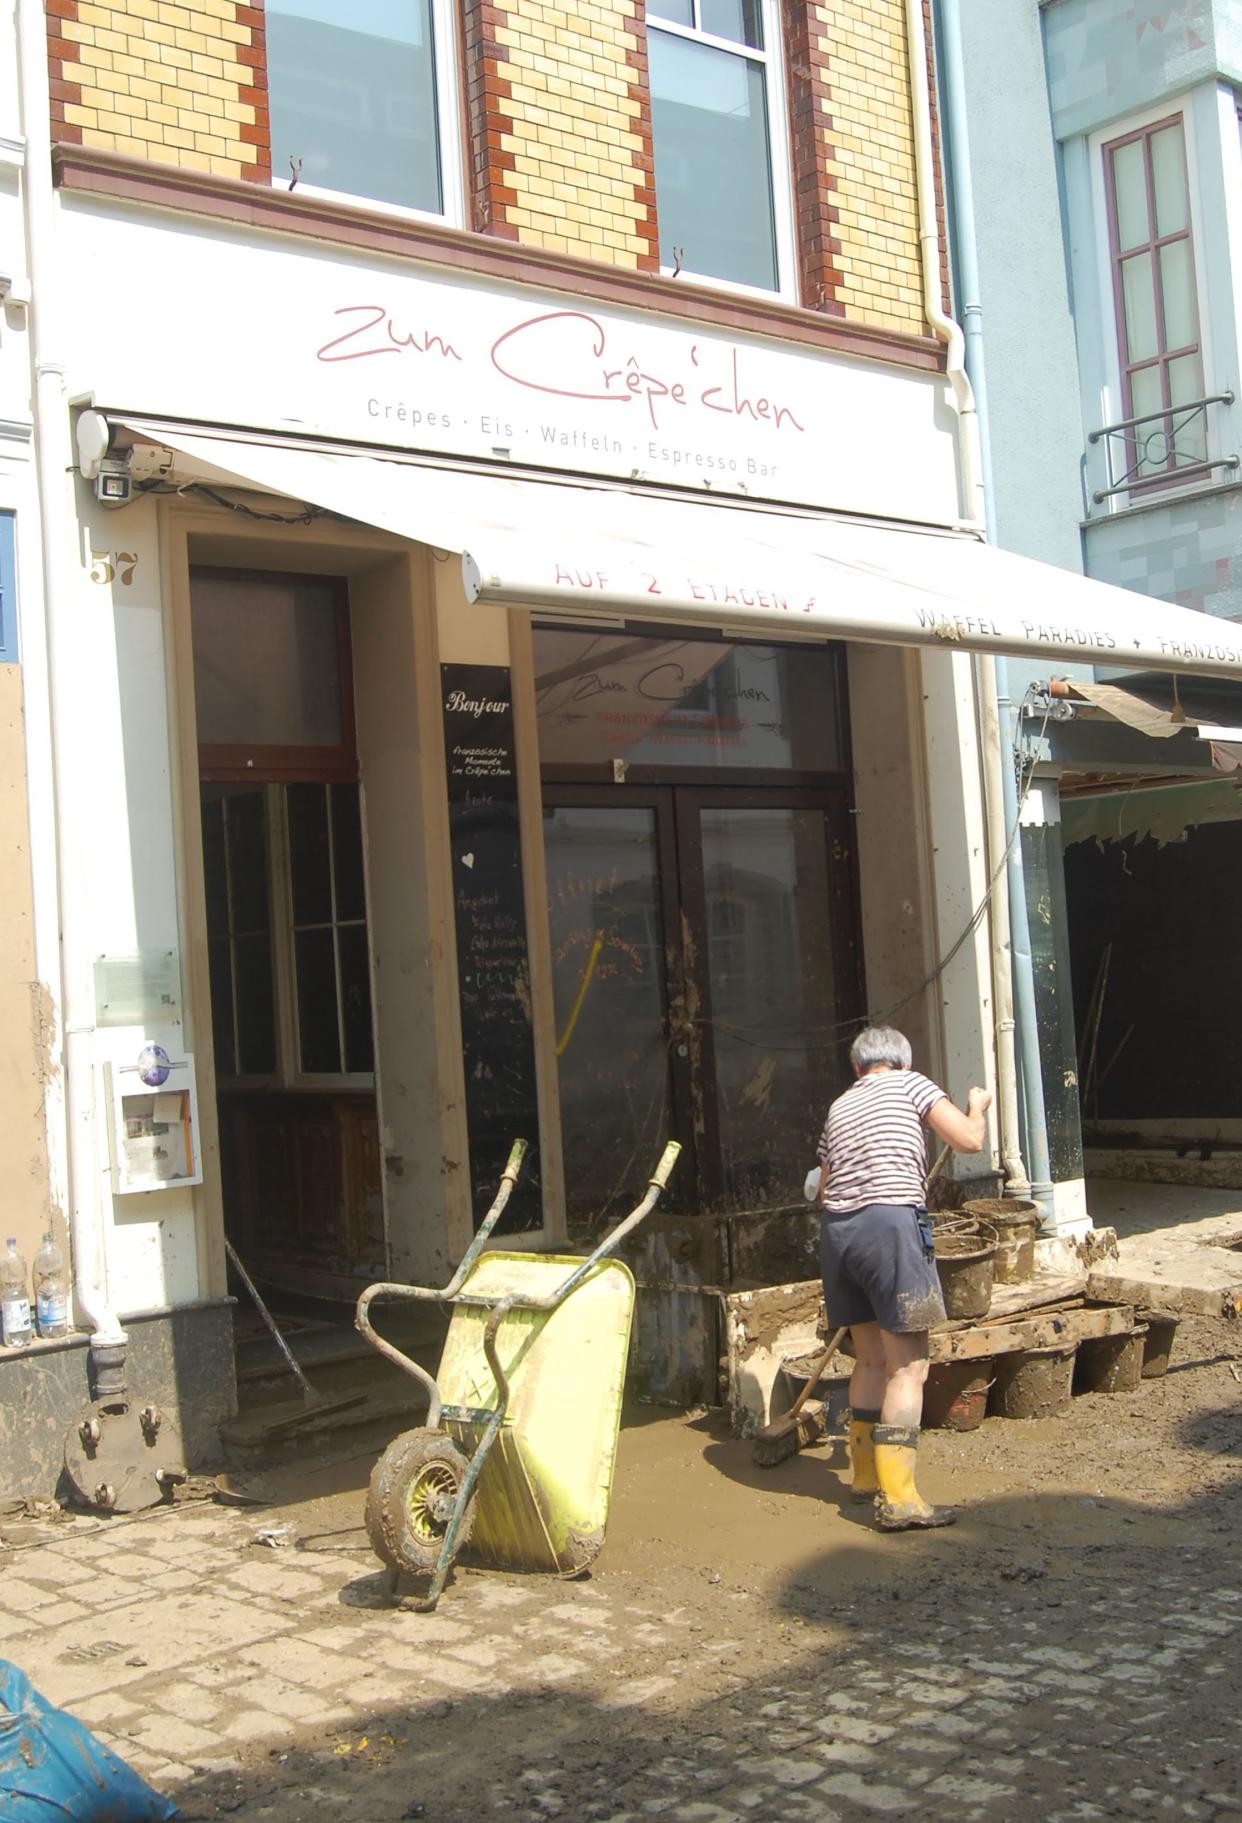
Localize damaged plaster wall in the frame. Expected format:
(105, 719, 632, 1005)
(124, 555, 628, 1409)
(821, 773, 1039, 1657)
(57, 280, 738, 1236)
(0, 664, 52, 1266)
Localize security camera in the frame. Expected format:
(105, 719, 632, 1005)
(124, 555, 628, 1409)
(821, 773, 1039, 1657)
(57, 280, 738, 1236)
(94, 456, 133, 506)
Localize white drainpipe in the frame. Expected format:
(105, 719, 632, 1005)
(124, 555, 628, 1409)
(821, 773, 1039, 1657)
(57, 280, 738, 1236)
(903, 0, 1029, 1196)
(17, 0, 126, 1353)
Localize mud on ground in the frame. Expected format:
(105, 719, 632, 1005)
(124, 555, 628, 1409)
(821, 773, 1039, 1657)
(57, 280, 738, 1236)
(9, 1315, 1241, 1822)
(160, 1315, 1242, 1820)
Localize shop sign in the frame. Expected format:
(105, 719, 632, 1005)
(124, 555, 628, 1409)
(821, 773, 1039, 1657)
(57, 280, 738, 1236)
(442, 664, 542, 1233)
(63, 202, 959, 523)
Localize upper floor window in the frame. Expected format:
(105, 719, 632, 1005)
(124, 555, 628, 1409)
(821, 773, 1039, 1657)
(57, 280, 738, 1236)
(646, 1, 791, 294)
(266, 0, 455, 217)
(1103, 116, 1207, 482)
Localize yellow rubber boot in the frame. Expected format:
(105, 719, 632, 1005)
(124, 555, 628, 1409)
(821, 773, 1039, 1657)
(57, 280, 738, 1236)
(873, 1424, 957, 1531)
(846, 1408, 881, 1502)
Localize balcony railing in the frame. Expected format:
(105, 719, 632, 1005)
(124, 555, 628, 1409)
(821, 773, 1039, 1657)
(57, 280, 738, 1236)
(1088, 391, 1238, 505)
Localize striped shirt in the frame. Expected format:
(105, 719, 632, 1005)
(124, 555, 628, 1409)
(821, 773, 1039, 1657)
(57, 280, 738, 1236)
(816, 1069, 945, 1214)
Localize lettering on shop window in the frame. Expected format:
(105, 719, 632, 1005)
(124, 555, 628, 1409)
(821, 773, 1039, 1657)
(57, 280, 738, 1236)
(442, 664, 540, 1233)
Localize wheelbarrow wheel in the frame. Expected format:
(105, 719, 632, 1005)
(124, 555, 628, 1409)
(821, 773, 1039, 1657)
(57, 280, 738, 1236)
(366, 1428, 475, 1579)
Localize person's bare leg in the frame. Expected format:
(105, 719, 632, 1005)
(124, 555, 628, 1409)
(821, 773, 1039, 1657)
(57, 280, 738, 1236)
(849, 1321, 886, 1415)
(873, 1328, 955, 1530)
(846, 1322, 885, 1500)
(878, 1328, 930, 1426)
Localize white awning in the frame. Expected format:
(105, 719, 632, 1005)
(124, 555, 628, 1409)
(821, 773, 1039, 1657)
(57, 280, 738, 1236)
(111, 417, 1242, 679)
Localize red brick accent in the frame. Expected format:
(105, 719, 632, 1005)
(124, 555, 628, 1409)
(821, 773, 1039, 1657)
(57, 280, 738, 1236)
(46, 0, 83, 136)
(239, 0, 270, 184)
(783, 3, 844, 314)
(626, 0, 660, 274)
(462, 0, 519, 239)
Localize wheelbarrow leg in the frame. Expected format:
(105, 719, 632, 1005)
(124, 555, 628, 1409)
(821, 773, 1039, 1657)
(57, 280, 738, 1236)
(409, 1409, 507, 1613)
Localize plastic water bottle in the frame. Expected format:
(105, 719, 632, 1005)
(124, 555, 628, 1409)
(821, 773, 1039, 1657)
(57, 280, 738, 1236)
(34, 1231, 69, 1339)
(1, 1238, 32, 1349)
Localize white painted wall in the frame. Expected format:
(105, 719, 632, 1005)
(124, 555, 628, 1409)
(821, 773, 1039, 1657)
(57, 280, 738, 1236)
(57, 487, 201, 1312)
(916, 647, 999, 1182)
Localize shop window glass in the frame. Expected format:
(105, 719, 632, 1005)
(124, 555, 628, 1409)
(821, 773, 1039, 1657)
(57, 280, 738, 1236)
(191, 573, 345, 751)
(287, 783, 375, 1075)
(534, 629, 845, 774)
(200, 781, 374, 1084)
(267, 0, 444, 213)
(200, 786, 278, 1080)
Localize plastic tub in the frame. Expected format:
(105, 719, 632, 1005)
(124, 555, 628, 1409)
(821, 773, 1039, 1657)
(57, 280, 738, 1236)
(962, 1196, 1038, 1284)
(934, 1230, 997, 1321)
(1074, 1327, 1147, 1395)
(923, 1357, 993, 1432)
(988, 1343, 1076, 1419)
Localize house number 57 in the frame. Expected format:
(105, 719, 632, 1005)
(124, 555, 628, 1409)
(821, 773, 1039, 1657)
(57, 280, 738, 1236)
(90, 551, 138, 585)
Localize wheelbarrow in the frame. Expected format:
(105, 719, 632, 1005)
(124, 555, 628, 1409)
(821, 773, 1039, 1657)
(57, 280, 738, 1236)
(355, 1136, 681, 1612)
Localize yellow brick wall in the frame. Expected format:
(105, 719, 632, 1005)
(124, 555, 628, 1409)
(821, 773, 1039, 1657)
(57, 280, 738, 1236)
(48, 0, 268, 182)
(813, 0, 927, 333)
(465, 0, 657, 269)
(47, 0, 937, 337)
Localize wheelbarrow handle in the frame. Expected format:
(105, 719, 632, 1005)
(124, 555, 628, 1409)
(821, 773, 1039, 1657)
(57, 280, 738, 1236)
(496, 1139, 684, 1320)
(355, 1139, 530, 1402)
(648, 1139, 681, 1193)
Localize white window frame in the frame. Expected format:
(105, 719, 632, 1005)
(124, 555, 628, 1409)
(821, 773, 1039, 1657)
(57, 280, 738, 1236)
(646, 1, 797, 303)
(1087, 92, 1218, 503)
(266, 0, 464, 229)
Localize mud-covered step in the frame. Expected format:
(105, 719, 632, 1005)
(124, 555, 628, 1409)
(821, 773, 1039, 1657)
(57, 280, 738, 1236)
(222, 1350, 433, 1454)
(233, 1308, 445, 1388)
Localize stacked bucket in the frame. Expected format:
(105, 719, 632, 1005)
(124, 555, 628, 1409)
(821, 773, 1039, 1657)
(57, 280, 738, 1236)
(923, 1197, 1177, 1431)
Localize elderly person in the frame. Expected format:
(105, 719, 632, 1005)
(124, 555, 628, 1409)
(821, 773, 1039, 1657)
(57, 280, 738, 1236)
(813, 1025, 992, 1531)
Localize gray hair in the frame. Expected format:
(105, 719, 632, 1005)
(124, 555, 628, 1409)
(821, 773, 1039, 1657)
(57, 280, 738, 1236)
(849, 1025, 913, 1073)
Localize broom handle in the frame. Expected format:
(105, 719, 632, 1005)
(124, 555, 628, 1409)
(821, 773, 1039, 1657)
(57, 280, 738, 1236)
(225, 1237, 318, 1404)
(784, 1327, 846, 1424)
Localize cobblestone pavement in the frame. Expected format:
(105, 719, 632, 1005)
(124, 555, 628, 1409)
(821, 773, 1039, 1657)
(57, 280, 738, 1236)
(3, 1329, 1241, 1823)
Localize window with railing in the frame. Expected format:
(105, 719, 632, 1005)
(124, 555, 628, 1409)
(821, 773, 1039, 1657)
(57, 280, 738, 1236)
(1101, 115, 1209, 492)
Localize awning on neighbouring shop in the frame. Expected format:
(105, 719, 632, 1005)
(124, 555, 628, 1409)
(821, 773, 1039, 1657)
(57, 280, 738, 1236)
(103, 415, 1242, 680)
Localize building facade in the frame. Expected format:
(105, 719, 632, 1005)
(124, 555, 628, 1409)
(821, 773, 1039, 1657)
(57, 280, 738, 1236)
(8, 0, 1240, 1492)
(947, 0, 1242, 1198)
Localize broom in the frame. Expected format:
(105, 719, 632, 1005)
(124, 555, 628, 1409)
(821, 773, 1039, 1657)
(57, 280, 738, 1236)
(752, 1145, 952, 1468)
(752, 1328, 846, 1467)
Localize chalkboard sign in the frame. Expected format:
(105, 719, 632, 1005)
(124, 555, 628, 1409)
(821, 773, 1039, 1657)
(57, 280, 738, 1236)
(442, 664, 541, 1232)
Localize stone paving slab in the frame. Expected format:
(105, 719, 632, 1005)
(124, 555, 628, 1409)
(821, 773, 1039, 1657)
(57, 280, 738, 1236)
(2, 1414, 1241, 1823)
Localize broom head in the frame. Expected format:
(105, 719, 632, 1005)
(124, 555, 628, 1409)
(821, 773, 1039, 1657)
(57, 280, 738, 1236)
(752, 1399, 829, 1468)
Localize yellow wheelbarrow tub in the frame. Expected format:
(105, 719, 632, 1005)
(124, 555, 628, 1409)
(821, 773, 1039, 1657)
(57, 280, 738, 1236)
(439, 1251, 635, 1577)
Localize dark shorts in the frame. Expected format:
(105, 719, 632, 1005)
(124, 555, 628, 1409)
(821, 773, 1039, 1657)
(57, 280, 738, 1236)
(820, 1202, 946, 1334)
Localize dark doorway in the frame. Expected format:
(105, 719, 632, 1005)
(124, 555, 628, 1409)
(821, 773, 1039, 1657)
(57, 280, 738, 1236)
(191, 567, 382, 1300)
(535, 627, 862, 1246)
